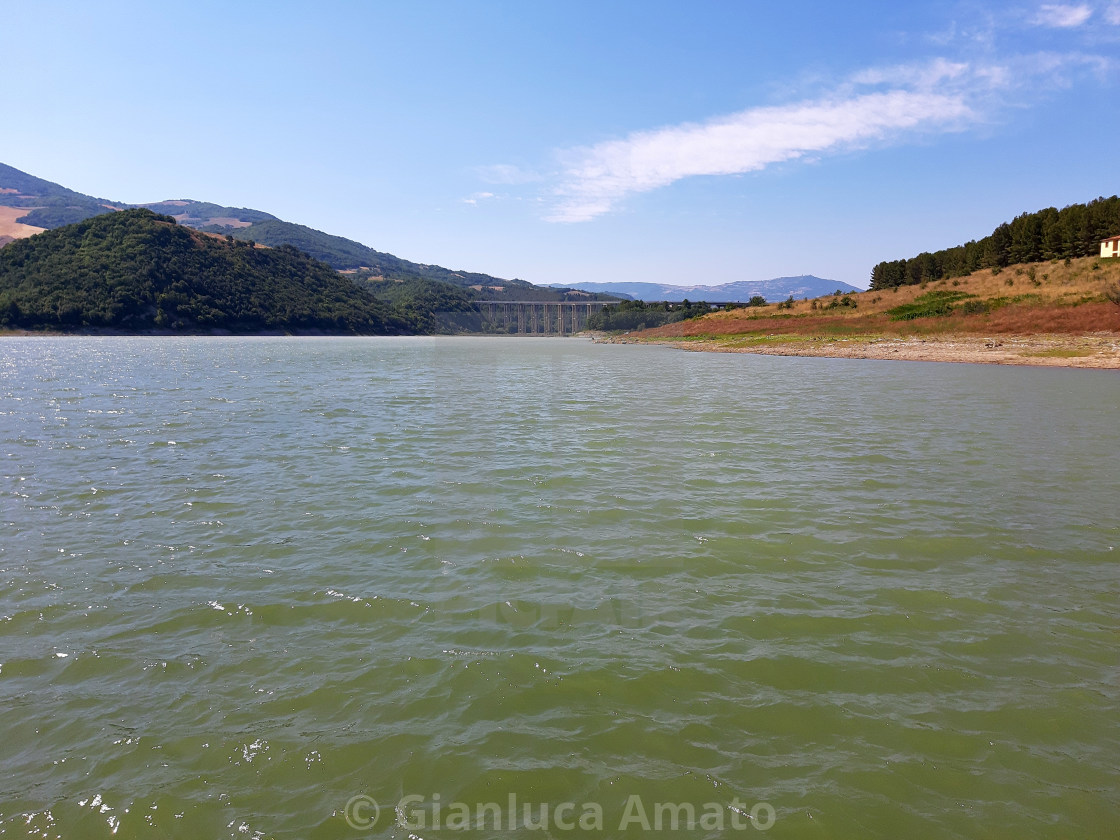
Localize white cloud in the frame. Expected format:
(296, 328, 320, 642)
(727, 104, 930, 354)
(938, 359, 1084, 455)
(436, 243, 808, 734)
(1106, 3, 1120, 24)
(848, 58, 970, 88)
(461, 191, 495, 206)
(997, 50, 1114, 87)
(546, 78, 976, 223)
(1031, 4, 1093, 27)
(534, 48, 1115, 223)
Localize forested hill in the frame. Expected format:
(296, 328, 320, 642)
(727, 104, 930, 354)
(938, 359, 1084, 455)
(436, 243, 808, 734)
(0, 209, 405, 334)
(0, 162, 126, 228)
(215, 216, 532, 289)
(0, 162, 532, 294)
(870, 196, 1120, 290)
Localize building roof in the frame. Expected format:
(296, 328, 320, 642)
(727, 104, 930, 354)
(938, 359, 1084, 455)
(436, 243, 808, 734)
(1103, 235, 1120, 243)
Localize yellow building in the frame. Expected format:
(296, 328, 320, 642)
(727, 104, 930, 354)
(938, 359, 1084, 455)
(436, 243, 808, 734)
(1102, 235, 1120, 258)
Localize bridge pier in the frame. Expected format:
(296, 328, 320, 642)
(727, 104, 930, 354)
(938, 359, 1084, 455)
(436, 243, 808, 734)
(474, 300, 613, 335)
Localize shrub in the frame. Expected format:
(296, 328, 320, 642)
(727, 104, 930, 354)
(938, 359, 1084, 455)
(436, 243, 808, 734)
(961, 299, 990, 315)
(887, 290, 974, 320)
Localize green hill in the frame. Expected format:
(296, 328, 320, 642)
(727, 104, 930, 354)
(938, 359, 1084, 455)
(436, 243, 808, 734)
(0, 161, 126, 228)
(0, 209, 405, 334)
(870, 196, 1120, 290)
(0, 162, 538, 292)
(223, 217, 407, 272)
(0, 161, 619, 320)
(144, 200, 277, 227)
(140, 205, 534, 290)
(217, 218, 542, 294)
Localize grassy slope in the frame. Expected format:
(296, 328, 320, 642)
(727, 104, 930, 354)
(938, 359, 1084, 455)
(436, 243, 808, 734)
(636, 256, 1120, 342)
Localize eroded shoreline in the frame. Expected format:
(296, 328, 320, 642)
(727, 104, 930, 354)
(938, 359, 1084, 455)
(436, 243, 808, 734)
(601, 332, 1120, 368)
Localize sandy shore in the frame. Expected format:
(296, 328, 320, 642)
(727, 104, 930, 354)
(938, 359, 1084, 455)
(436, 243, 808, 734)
(604, 333, 1120, 368)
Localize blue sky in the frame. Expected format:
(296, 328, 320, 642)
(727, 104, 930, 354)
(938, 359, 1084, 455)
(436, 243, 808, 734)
(3, 1, 1118, 288)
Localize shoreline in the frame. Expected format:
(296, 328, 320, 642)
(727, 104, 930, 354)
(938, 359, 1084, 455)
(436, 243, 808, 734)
(4, 329, 1119, 367)
(601, 332, 1120, 368)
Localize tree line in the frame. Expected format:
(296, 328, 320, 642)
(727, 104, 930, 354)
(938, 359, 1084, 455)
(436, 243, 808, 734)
(870, 196, 1120, 290)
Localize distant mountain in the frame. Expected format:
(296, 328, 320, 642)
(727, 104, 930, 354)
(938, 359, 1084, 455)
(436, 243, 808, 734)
(546, 276, 862, 302)
(0, 162, 602, 301)
(0, 209, 404, 334)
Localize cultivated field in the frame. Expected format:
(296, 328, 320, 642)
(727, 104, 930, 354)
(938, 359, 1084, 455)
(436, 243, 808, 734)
(0, 206, 45, 240)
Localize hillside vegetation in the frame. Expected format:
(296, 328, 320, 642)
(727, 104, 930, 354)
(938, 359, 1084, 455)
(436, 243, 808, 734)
(144, 200, 277, 228)
(633, 255, 1120, 343)
(615, 196, 1120, 356)
(0, 162, 564, 300)
(871, 196, 1120, 289)
(360, 276, 486, 333)
(0, 210, 405, 334)
(0, 162, 125, 228)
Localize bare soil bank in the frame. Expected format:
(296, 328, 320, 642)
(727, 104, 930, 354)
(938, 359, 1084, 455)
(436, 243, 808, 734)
(604, 332, 1120, 368)
(604, 256, 1120, 367)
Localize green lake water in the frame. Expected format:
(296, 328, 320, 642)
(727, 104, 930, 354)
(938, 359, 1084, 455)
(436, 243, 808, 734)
(1, 336, 1117, 839)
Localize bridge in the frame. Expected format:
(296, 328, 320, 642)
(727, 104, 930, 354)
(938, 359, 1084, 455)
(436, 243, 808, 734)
(475, 300, 616, 335)
(473, 300, 748, 335)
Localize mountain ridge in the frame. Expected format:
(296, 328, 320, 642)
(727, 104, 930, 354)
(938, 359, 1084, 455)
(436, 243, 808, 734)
(0, 209, 405, 334)
(546, 276, 862, 303)
(0, 162, 558, 297)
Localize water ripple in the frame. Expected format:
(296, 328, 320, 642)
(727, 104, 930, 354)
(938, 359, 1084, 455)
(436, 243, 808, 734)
(1, 337, 1118, 838)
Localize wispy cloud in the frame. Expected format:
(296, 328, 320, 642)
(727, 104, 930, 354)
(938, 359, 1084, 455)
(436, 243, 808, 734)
(534, 46, 1115, 223)
(461, 191, 495, 206)
(1106, 2, 1120, 24)
(545, 63, 979, 223)
(1031, 4, 1093, 27)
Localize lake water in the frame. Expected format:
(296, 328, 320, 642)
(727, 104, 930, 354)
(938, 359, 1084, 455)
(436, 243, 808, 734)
(2, 336, 1118, 839)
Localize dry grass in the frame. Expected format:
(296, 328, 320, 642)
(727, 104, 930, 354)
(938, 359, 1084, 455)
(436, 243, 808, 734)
(203, 216, 254, 229)
(641, 256, 1120, 340)
(0, 206, 46, 240)
(621, 256, 1120, 366)
(171, 214, 252, 229)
